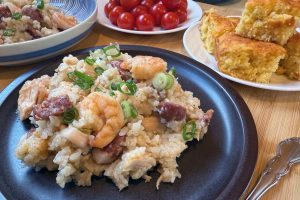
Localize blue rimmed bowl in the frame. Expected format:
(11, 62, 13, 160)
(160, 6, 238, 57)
(0, 0, 97, 66)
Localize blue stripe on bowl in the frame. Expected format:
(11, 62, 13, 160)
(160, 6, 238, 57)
(50, 0, 95, 22)
(0, 28, 92, 62)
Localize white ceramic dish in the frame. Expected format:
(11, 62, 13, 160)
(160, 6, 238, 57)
(0, 0, 97, 66)
(98, 0, 202, 35)
(183, 21, 300, 91)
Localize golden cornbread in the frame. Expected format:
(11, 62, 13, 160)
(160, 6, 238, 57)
(236, 0, 300, 45)
(199, 9, 240, 54)
(215, 33, 286, 83)
(277, 33, 300, 80)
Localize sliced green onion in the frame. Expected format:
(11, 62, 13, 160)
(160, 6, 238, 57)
(12, 12, 22, 20)
(67, 70, 94, 90)
(95, 87, 102, 92)
(79, 128, 92, 135)
(109, 91, 115, 96)
(110, 82, 117, 91)
(169, 67, 176, 76)
(116, 80, 137, 95)
(103, 45, 121, 57)
(36, 0, 44, 9)
(3, 29, 16, 36)
(85, 56, 96, 65)
(152, 72, 174, 90)
(121, 101, 138, 119)
(63, 107, 79, 124)
(95, 67, 104, 75)
(182, 121, 196, 141)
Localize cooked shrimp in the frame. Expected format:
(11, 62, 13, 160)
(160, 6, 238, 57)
(77, 92, 125, 148)
(52, 12, 77, 30)
(120, 56, 167, 80)
(18, 75, 50, 120)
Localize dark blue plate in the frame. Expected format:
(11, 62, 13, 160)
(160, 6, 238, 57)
(0, 46, 257, 200)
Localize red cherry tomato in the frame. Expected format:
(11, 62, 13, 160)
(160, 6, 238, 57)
(109, 6, 124, 25)
(161, 12, 179, 30)
(104, 2, 117, 18)
(136, 13, 155, 31)
(120, 0, 141, 11)
(131, 5, 149, 18)
(153, 0, 160, 3)
(161, 0, 180, 10)
(178, 0, 187, 10)
(149, 3, 167, 26)
(117, 12, 135, 29)
(176, 8, 187, 23)
(140, 0, 154, 9)
(109, 0, 120, 5)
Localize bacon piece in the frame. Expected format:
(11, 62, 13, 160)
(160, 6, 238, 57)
(0, 6, 11, 19)
(21, 6, 43, 23)
(92, 135, 125, 164)
(158, 102, 186, 122)
(111, 60, 132, 81)
(203, 109, 214, 125)
(33, 95, 72, 120)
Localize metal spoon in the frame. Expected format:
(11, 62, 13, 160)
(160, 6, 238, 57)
(246, 137, 300, 200)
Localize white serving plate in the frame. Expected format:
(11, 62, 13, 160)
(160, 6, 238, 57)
(98, 0, 202, 35)
(183, 21, 300, 91)
(0, 0, 97, 66)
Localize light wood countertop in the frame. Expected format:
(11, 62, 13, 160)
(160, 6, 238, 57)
(0, 1, 299, 200)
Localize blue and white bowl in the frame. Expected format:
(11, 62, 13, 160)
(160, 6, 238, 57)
(0, 0, 97, 66)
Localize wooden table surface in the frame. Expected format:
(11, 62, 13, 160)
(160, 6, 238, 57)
(0, 2, 299, 200)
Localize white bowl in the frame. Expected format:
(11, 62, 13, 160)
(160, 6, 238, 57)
(0, 0, 97, 66)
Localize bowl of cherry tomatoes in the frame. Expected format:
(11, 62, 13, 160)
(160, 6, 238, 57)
(98, 0, 202, 34)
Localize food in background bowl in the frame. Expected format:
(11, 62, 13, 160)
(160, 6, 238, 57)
(0, 0, 77, 44)
(103, 0, 188, 31)
(15, 45, 213, 190)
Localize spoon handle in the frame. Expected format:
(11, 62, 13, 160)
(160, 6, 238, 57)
(246, 137, 300, 200)
(246, 155, 284, 200)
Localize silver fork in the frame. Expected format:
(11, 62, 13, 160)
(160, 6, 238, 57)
(246, 137, 300, 200)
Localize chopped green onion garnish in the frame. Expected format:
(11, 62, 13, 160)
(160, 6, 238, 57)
(95, 67, 104, 75)
(3, 29, 16, 36)
(103, 45, 121, 57)
(110, 82, 117, 91)
(12, 12, 22, 20)
(79, 128, 92, 135)
(67, 70, 94, 90)
(85, 56, 96, 65)
(182, 121, 196, 141)
(95, 87, 102, 92)
(36, 0, 44, 9)
(116, 80, 137, 95)
(152, 72, 174, 90)
(63, 107, 79, 124)
(170, 67, 176, 76)
(121, 101, 138, 119)
(109, 91, 115, 96)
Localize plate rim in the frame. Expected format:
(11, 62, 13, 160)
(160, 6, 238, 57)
(97, 0, 202, 35)
(183, 21, 300, 92)
(0, 45, 258, 200)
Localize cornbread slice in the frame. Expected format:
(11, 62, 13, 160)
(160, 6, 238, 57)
(199, 9, 240, 54)
(236, 0, 300, 45)
(277, 33, 300, 80)
(215, 33, 286, 83)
